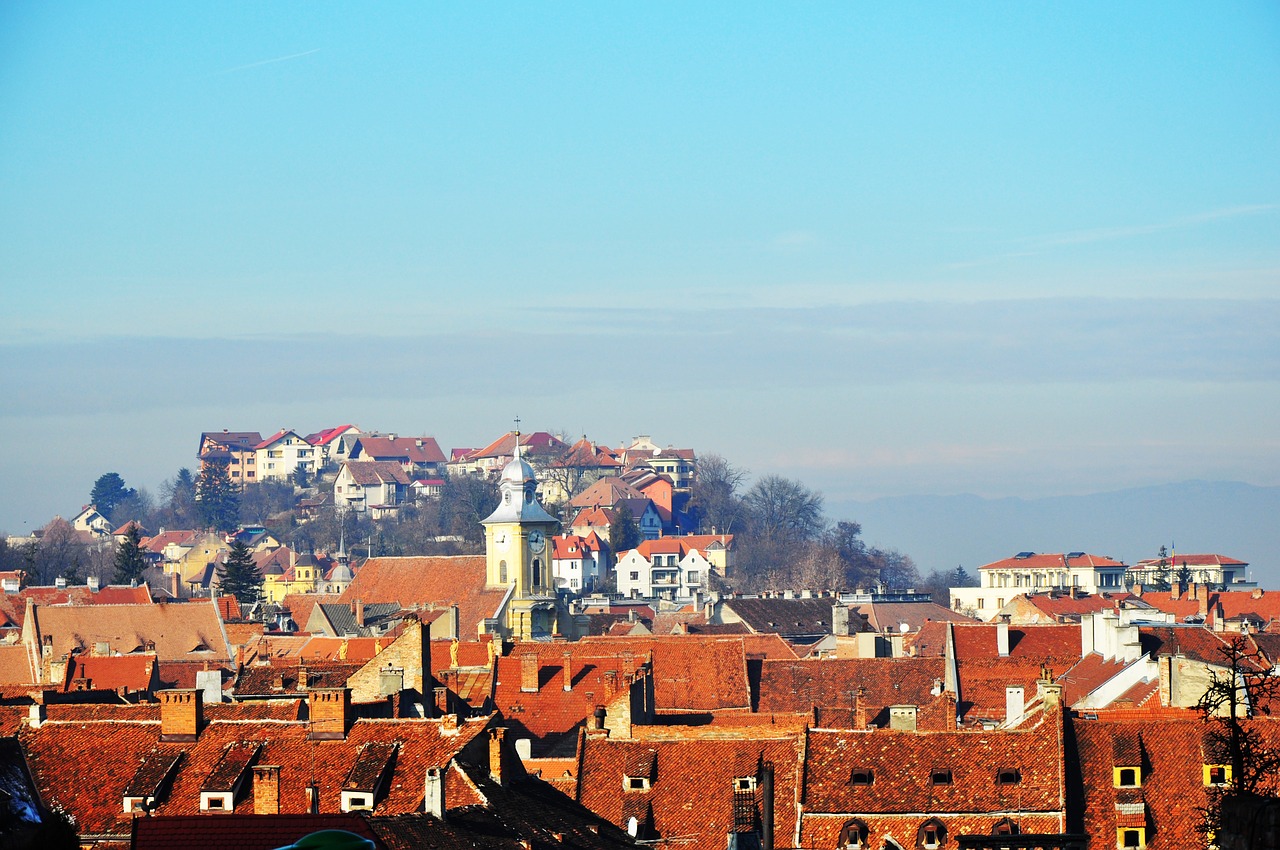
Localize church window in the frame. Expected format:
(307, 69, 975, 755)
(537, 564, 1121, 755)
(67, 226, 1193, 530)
(504, 492, 510, 504)
(499, 561, 508, 583)
(532, 558, 542, 586)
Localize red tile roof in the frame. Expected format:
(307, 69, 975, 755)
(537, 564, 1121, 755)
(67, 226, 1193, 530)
(63, 653, 158, 693)
(357, 435, 447, 465)
(576, 733, 803, 850)
(979, 552, 1126, 570)
(338, 556, 505, 639)
(28, 600, 232, 663)
(757, 658, 948, 726)
(19, 712, 493, 837)
(576, 636, 750, 711)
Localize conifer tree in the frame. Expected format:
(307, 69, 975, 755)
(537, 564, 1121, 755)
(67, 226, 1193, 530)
(196, 459, 240, 533)
(112, 523, 148, 585)
(218, 539, 262, 608)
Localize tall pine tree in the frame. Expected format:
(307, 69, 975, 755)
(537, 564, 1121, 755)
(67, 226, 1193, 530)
(113, 523, 149, 585)
(218, 539, 262, 608)
(196, 459, 240, 533)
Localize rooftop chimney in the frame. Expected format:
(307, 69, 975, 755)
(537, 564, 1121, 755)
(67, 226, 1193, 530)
(308, 687, 351, 740)
(1005, 686, 1025, 727)
(424, 766, 446, 819)
(253, 766, 281, 815)
(562, 651, 573, 692)
(354, 598, 365, 628)
(159, 689, 203, 742)
(996, 621, 1010, 657)
(888, 704, 918, 732)
(489, 727, 507, 786)
(521, 652, 539, 693)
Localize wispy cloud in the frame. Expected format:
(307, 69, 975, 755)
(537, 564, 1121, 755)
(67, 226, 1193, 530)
(218, 48, 320, 75)
(1023, 204, 1279, 249)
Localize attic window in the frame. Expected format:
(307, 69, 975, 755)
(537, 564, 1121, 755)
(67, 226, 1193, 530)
(625, 776, 650, 791)
(838, 819, 869, 850)
(917, 818, 946, 849)
(1114, 766, 1141, 788)
(734, 777, 757, 791)
(992, 819, 1019, 836)
(1119, 827, 1146, 849)
(849, 768, 874, 787)
(995, 768, 1021, 785)
(930, 769, 952, 785)
(1204, 764, 1231, 786)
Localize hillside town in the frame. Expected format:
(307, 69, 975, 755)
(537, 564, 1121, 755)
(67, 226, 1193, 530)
(0, 425, 1275, 849)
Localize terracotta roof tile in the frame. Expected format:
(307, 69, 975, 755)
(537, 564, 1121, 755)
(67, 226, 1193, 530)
(339, 556, 505, 639)
(29, 600, 232, 663)
(576, 636, 750, 711)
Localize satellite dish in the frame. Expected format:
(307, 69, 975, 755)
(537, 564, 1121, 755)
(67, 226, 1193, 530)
(899, 622, 910, 634)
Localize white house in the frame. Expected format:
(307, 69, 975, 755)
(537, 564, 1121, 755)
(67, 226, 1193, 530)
(254, 429, 319, 481)
(615, 536, 715, 601)
(951, 551, 1129, 622)
(550, 532, 607, 593)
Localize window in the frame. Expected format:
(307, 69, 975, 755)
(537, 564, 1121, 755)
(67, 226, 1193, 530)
(1118, 827, 1146, 849)
(838, 820, 869, 850)
(976, 598, 985, 610)
(570, 578, 579, 589)
(1114, 766, 1140, 788)
(995, 768, 1021, 785)
(992, 819, 1019, 836)
(734, 777, 756, 791)
(499, 561, 507, 583)
(917, 818, 946, 849)
(687, 571, 700, 584)
(849, 768, 874, 786)
(624, 776, 650, 791)
(930, 769, 952, 785)
(1204, 764, 1231, 786)
(630, 571, 639, 581)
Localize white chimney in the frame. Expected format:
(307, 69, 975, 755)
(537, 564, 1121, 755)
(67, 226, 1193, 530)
(424, 766, 445, 819)
(1005, 686, 1024, 727)
(996, 622, 1010, 657)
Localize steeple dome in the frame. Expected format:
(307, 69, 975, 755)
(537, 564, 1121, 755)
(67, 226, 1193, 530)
(482, 430, 557, 525)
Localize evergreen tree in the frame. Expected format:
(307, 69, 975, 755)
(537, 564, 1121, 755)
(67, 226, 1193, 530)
(609, 506, 642, 555)
(112, 523, 148, 585)
(218, 539, 262, 608)
(90, 472, 137, 522)
(196, 459, 240, 533)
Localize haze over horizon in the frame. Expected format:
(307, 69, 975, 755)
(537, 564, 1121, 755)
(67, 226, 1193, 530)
(2, 4, 1277, 541)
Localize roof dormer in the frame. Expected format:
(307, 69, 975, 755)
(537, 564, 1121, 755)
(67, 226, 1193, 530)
(199, 742, 261, 813)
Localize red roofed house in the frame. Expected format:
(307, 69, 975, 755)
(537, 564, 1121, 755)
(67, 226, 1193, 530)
(254, 429, 319, 481)
(350, 434, 448, 476)
(615, 538, 715, 600)
(1128, 552, 1252, 589)
(551, 533, 607, 593)
(197, 430, 263, 486)
(334, 461, 411, 517)
(303, 423, 361, 467)
(951, 551, 1129, 621)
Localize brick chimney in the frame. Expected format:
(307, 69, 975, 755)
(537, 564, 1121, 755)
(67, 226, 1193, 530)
(853, 688, 866, 730)
(489, 727, 507, 786)
(1199, 591, 1210, 620)
(253, 766, 281, 815)
(308, 687, 351, 740)
(942, 692, 957, 730)
(521, 652, 539, 693)
(562, 651, 573, 692)
(159, 689, 203, 742)
(354, 599, 365, 629)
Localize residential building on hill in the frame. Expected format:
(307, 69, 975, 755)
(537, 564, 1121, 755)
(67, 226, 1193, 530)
(254, 429, 319, 481)
(950, 551, 1129, 621)
(1128, 552, 1253, 589)
(197, 430, 263, 485)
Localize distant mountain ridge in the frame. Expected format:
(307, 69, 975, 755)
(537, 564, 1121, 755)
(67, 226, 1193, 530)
(832, 480, 1280, 587)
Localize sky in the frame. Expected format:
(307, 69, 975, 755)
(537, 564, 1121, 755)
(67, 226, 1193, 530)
(1, 3, 1278, 542)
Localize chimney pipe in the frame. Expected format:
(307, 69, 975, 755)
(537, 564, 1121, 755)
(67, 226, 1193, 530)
(355, 598, 365, 628)
(996, 622, 1010, 657)
(489, 728, 507, 786)
(563, 651, 573, 692)
(1005, 686, 1025, 727)
(521, 652, 539, 693)
(253, 766, 281, 815)
(761, 762, 775, 850)
(424, 766, 446, 819)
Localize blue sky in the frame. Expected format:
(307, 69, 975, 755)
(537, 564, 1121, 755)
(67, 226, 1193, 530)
(1, 3, 1277, 539)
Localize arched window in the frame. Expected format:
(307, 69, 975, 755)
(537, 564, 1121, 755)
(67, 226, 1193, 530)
(499, 561, 508, 583)
(917, 819, 946, 850)
(532, 558, 542, 586)
(838, 819, 868, 850)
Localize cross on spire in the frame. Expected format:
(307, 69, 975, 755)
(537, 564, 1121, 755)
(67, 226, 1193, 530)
(513, 416, 522, 461)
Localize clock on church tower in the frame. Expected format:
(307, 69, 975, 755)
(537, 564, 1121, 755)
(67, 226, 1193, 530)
(480, 429, 561, 639)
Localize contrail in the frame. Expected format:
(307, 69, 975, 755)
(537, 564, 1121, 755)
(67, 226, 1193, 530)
(218, 48, 320, 75)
